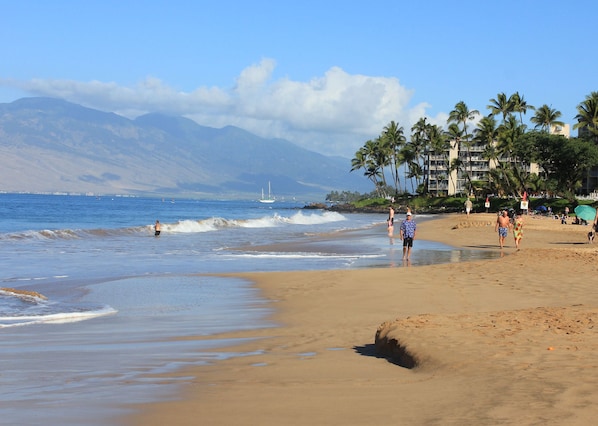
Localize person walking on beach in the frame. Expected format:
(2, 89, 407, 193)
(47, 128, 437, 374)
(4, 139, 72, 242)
(464, 198, 473, 217)
(399, 212, 416, 260)
(154, 220, 161, 237)
(513, 212, 524, 250)
(495, 210, 511, 249)
(387, 205, 395, 237)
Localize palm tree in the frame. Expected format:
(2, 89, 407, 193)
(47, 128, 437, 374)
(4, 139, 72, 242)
(448, 101, 479, 194)
(367, 138, 389, 190)
(509, 92, 534, 125)
(448, 101, 480, 137)
(474, 115, 499, 148)
(351, 145, 378, 192)
(382, 121, 406, 194)
(401, 146, 419, 193)
(445, 123, 464, 150)
(487, 168, 509, 197)
(531, 104, 564, 132)
(444, 123, 465, 193)
(488, 92, 536, 196)
(351, 140, 387, 196)
(487, 92, 513, 122)
(350, 147, 368, 174)
(497, 115, 527, 196)
(409, 118, 432, 190)
(427, 124, 451, 195)
(473, 116, 499, 191)
(573, 91, 598, 143)
(481, 142, 500, 176)
(363, 165, 384, 196)
(449, 157, 466, 195)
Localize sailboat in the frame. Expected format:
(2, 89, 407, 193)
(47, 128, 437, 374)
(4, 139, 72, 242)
(259, 181, 275, 203)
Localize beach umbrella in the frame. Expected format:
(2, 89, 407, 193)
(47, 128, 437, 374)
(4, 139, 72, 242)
(574, 205, 597, 221)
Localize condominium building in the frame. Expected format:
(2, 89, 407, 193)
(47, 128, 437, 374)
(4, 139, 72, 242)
(426, 140, 493, 196)
(425, 126, 568, 196)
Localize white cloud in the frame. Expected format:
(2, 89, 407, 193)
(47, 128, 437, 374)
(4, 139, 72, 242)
(0, 60, 435, 157)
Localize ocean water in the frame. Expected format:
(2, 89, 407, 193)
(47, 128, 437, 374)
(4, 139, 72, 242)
(0, 193, 497, 425)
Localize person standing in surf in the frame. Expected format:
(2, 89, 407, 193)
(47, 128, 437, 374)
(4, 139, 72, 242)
(399, 211, 416, 260)
(154, 220, 161, 237)
(387, 205, 395, 237)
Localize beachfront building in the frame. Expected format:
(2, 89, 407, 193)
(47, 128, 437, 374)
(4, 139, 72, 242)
(426, 140, 494, 196)
(426, 140, 488, 196)
(425, 126, 569, 197)
(550, 123, 570, 137)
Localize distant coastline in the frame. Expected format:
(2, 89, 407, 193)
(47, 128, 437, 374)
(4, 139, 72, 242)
(304, 202, 460, 215)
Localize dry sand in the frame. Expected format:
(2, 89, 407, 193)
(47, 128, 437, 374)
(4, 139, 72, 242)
(126, 213, 598, 426)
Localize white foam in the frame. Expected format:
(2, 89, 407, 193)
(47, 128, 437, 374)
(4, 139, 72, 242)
(166, 218, 223, 233)
(0, 305, 117, 328)
(239, 215, 282, 228)
(162, 211, 348, 233)
(286, 211, 347, 225)
(229, 252, 383, 260)
(1, 210, 350, 240)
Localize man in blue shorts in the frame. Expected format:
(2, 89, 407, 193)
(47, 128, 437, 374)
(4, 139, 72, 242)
(399, 212, 417, 260)
(495, 210, 511, 248)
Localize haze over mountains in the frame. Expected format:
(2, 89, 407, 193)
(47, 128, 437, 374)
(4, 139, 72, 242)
(0, 97, 370, 199)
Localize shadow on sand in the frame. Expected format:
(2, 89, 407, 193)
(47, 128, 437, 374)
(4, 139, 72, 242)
(354, 343, 417, 369)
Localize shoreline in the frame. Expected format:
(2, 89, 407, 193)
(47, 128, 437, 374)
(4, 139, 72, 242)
(125, 213, 598, 425)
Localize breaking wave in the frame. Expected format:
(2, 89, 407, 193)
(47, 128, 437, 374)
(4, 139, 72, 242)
(0, 211, 348, 240)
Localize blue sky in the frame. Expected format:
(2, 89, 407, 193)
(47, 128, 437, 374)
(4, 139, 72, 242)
(1, 0, 595, 157)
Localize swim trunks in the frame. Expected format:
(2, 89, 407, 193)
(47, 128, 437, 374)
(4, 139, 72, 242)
(498, 227, 508, 237)
(402, 237, 414, 247)
(154, 230, 161, 236)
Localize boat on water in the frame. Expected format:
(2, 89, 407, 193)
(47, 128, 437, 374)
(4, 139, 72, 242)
(259, 182, 275, 203)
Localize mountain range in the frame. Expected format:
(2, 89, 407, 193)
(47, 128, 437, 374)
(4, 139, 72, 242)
(0, 97, 370, 199)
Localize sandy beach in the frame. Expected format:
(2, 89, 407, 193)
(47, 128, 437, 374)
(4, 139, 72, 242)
(126, 213, 598, 425)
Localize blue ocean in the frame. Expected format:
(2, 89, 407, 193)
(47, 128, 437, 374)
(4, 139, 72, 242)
(0, 193, 496, 425)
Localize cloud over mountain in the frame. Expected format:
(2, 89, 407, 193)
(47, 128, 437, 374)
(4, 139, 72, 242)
(1, 60, 440, 157)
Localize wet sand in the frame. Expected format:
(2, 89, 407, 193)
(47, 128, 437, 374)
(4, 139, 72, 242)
(125, 213, 598, 425)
